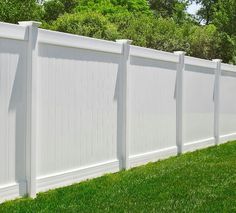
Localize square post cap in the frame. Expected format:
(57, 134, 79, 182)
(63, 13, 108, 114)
(212, 59, 222, 63)
(174, 51, 186, 55)
(116, 39, 132, 45)
(18, 21, 42, 27)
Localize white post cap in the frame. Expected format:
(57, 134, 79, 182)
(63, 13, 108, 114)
(174, 51, 186, 55)
(116, 39, 133, 45)
(18, 21, 42, 27)
(212, 59, 222, 63)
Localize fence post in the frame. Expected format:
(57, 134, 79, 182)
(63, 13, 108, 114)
(174, 51, 185, 154)
(212, 59, 222, 145)
(18, 21, 41, 198)
(116, 39, 132, 169)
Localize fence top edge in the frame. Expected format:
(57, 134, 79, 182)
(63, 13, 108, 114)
(0, 21, 235, 69)
(130, 45, 179, 63)
(38, 28, 123, 54)
(221, 63, 236, 73)
(185, 55, 216, 69)
(0, 22, 28, 41)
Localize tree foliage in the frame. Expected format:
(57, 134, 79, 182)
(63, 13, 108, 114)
(149, 0, 190, 22)
(0, 0, 42, 23)
(49, 12, 119, 40)
(43, 0, 65, 22)
(194, 0, 217, 24)
(212, 0, 236, 36)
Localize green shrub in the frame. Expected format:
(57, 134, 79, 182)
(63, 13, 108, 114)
(75, 0, 151, 15)
(0, 0, 42, 23)
(188, 24, 223, 60)
(109, 12, 189, 52)
(43, 0, 65, 22)
(108, 12, 153, 47)
(147, 18, 190, 52)
(49, 12, 119, 41)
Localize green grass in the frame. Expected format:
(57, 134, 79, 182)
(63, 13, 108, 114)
(1, 142, 236, 213)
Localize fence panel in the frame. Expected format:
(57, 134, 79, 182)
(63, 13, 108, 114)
(128, 46, 178, 167)
(183, 57, 216, 151)
(220, 64, 236, 142)
(36, 30, 123, 192)
(0, 22, 28, 202)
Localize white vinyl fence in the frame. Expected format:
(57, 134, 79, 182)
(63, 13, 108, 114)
(1, 21, 236, 203)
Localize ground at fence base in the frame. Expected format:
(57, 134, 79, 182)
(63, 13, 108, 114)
(0, 138, 231, 203)
(0, 141, 235, 212)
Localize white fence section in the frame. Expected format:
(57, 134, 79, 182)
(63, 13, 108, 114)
(1, 21, 236, 203)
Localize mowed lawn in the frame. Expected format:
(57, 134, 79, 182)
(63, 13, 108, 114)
(0, 142, 236, 213)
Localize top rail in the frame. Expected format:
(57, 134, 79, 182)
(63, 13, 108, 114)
(38, 29, 123, 54)
(221, 63, 236, 72)
(0, 22, 28, 41)
(0, 21, 236, 73)
(130, 45, 179, 63)
(185, 56, 216, 69)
